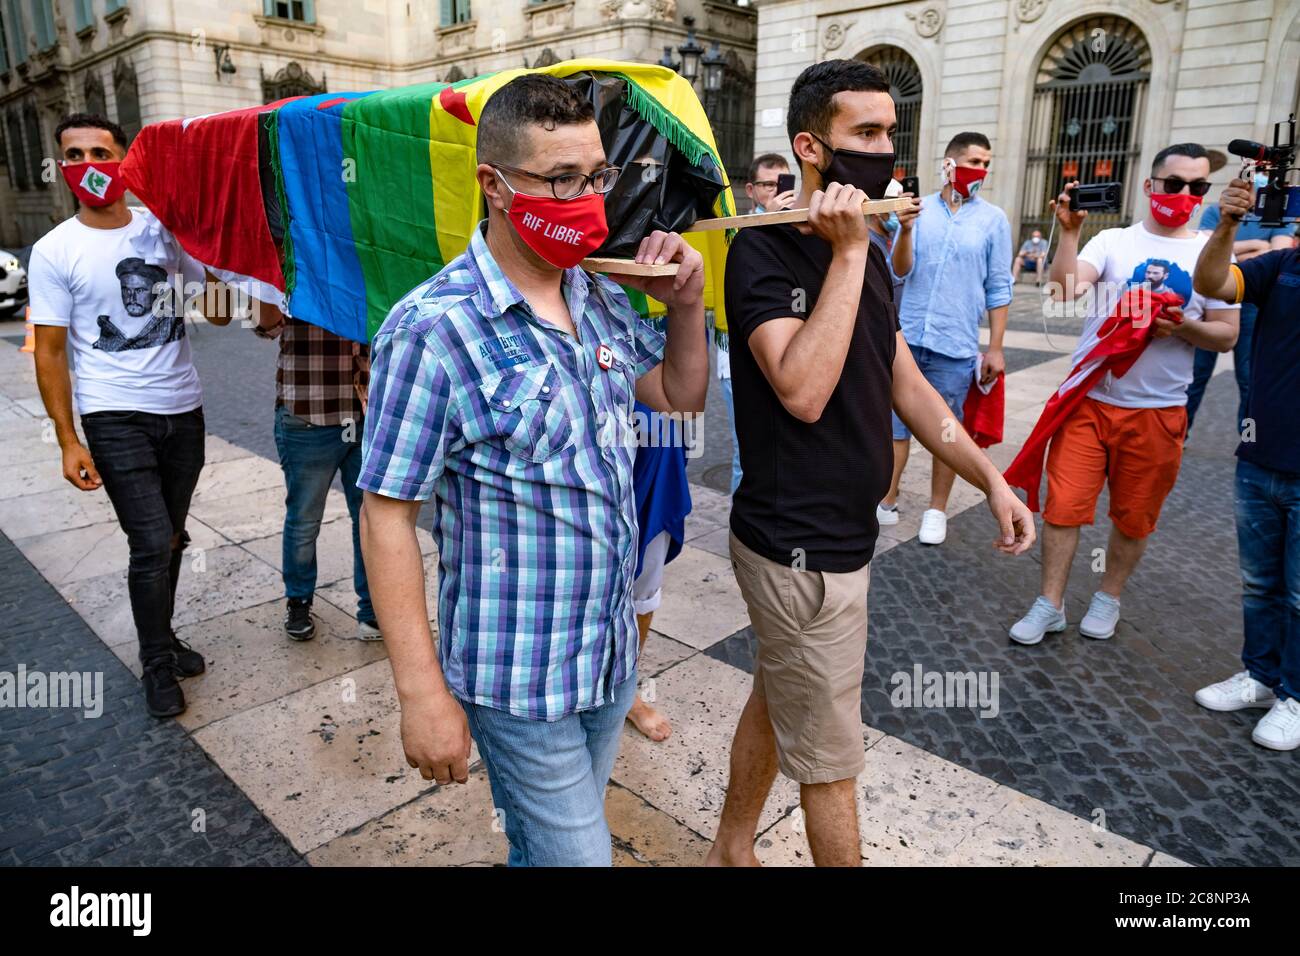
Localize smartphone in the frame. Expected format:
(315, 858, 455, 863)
(901, 175, 920, 196)
(776, 172, 795, 194)
(1069, 181, 1123, 212)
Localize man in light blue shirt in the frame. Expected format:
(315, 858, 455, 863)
(878, 131, 1013, 545)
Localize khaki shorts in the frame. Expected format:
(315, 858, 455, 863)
(728, 531, 871, 784)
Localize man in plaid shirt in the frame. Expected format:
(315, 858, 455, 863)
(257, 314, 375, 641)
(358, 76, 708, 866)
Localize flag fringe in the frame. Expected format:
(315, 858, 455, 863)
(264, 110, 296, 296)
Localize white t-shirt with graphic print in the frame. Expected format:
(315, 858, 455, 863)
(27, 208, 207, 415)
(1072, 221, 1237, 409)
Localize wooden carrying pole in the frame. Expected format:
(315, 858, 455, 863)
(582, 195, 913, 275)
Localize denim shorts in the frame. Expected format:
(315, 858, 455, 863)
(892, 345, 978, 440)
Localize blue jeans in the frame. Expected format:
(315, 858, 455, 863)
(720, 375, 742, 494)
(892, 345, 977, 440)
(1185, 303, 1256, 431)
(462, 674, 638, 866)
(1235, 459, 1300, 702)
(273, 404, 373, 622)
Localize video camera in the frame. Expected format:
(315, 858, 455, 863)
(1068, 181, 1123, 212)
(1228, 114, 1299, 227)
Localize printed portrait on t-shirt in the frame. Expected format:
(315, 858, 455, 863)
(1128, 257, 1191, 305)
(93, 257, 186, 353)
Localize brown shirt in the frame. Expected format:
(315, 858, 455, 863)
(275, 318, 369, 426)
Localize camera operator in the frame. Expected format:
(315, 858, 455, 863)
(1184, 175, 1296, 431)
(1008, 143, 1239, 648)
(1191, 176, 1300, 751)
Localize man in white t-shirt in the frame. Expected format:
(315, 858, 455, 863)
(1010, 142, 1239, 646)
(29, 114, 235, 718)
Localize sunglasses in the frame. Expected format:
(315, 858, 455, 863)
(1151, 176, 1212, 197)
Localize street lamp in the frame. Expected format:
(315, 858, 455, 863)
(701, 40, 725, 94)
(676, 16, 703, 85)
(657, 46, 680, 73)
(213, 43, 236, 80)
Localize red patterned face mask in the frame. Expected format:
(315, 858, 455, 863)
(497, 171, 609, 269)
(60, 161, 127, 207)
(951, 165, 988, 199)
(1149, 191, 1201, 228)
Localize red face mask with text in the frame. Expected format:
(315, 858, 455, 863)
(1148, 190, 1201, 228)
(501, 176, 609, 270)
(951, 165, 988, 199)
(60, 161, 127, 207)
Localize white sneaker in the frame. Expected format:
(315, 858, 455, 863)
(1194, 671, 1276, 712)
(1251, 697, 1300, 751)
(1079, 591, 1120, 640)
(918, 509, 947, 545)
(1010, 596, 1067, 645)
(356, 619, 383, 642)
(876, 502, 899, 526)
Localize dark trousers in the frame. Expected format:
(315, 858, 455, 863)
(81, 408, 206, 667)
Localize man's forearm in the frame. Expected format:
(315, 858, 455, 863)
(359, 494, 447, 705)
(658, 298, 708, 414)
(987, 305, 1008, 351)
(33, 345, 80, 447)
(1175, 318, 1237, 353)
(891, 229, 914, 277)
(1048, 230, 1081, 299)
(1193, 220, 1239, 299)
(896, 373, 1001, 493)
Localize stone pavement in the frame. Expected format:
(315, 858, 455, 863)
(0, 283, 1290, 866)
(0, 534, 302, 866)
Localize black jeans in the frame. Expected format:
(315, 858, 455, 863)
(81, 407, 206, 667)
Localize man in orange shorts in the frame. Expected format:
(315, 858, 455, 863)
(1010, 143, 1239, 645)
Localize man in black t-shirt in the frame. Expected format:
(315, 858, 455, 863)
(706, 60, 1036, 867)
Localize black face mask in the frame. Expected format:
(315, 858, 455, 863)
(811, 133, 895, 200)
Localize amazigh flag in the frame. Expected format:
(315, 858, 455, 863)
(120, 60, 735, 343)
(1003, 288, 1184, 510)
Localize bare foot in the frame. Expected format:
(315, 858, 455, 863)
(704, 842, 761, 866)
(627, 697, 672, 741)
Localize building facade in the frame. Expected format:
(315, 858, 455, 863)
(0, 0, 757, 248)
(750, 0, 1300, 244)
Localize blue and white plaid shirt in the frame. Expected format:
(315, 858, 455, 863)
(358, 223, 665, 721)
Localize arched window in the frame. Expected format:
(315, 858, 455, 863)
(530, 48, 559, 69)
(84, 70, 107, 119)
(113, 58, 142, 143)
(1020, 15, 1151, 244)
(261, 61, 326, 103)
(857, 46, 922, 179)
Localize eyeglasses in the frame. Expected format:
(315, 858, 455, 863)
(1151, 176, 1212, 197)
(750, 180, 780, 190)
(492, 162, 621, 200)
